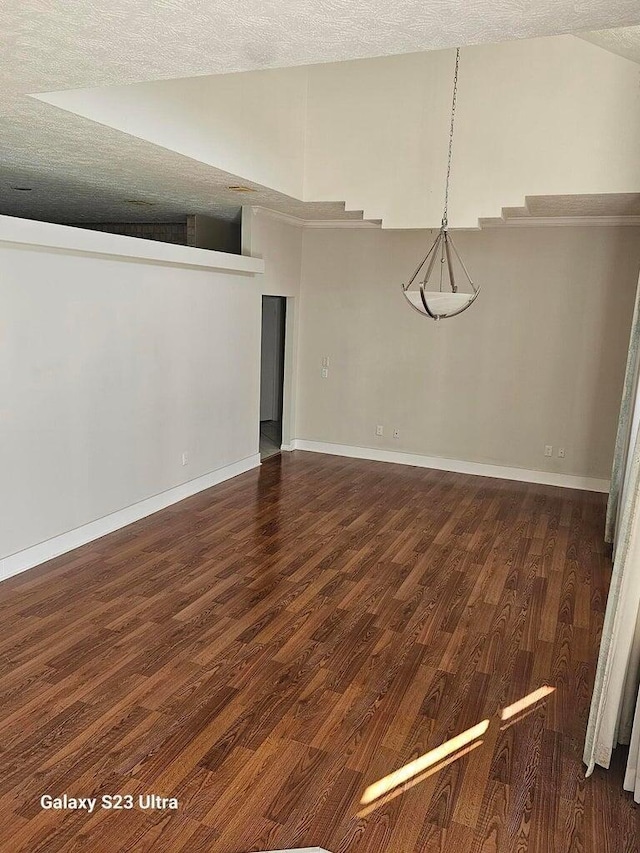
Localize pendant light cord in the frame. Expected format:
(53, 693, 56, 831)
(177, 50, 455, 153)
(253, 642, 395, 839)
(442, 48, 459, 230)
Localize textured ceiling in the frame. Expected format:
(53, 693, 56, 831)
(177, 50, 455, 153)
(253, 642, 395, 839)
(5, 1, 640, 92)
(2, 2, 640, 224)
(579, 26, 640, 65)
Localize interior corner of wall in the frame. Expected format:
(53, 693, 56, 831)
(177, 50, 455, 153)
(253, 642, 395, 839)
(240, 205, 253, 256)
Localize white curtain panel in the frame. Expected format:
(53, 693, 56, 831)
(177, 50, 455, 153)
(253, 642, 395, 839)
(605, 281, 640, 544)
(584, 426, 640, 778)
(584, 275, 640, 800)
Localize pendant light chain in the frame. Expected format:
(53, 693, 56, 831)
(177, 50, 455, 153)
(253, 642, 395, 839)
(401, 45, 480, 320)
(442, 48, 460, 230)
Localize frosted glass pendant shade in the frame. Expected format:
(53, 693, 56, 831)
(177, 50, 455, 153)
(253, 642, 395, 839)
(403, 290, 479, 317)
(401, 227, 480, 320)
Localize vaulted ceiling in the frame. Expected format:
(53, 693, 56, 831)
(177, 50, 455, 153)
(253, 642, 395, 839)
(2, 1, 640, 225)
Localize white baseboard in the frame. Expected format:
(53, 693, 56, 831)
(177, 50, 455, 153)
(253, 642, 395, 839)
(0, 453, 260, 582)
(291, 440, 609, 493)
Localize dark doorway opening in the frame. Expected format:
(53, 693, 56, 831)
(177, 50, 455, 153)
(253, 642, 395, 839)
(259, 296, 286, 460)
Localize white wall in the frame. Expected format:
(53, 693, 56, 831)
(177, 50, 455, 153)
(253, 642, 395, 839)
(295, 225, 640, 481)
(304, 35, 640, 227)
(0, 221, 263, 565)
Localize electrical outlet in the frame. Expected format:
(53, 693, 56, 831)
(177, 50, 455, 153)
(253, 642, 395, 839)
(558, 447, 565, 458)
(322, 356, 330, 367)
(376, 425, 384, 437)
(182, 452, 189, 466)
(393, 429, 400, 439)
(544, 445, 553, 457)
(321, 367, 328, 379)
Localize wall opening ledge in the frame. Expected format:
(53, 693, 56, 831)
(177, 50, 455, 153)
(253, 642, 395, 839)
(0, 215, 264, 275)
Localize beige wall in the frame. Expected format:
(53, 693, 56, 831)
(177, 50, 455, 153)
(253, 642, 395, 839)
(296, 226, 640, 479)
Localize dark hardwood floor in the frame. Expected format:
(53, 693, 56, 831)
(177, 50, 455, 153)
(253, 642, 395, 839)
(0, 451, 636, 852)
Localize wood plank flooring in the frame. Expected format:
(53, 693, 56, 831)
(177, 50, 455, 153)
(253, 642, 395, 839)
(0, 451, 637, 852)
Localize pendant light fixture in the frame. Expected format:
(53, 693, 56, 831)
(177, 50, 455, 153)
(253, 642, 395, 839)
(402, 49, 480, 320)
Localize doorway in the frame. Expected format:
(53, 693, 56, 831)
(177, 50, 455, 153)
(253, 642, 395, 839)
(259, 296, 287, 460)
